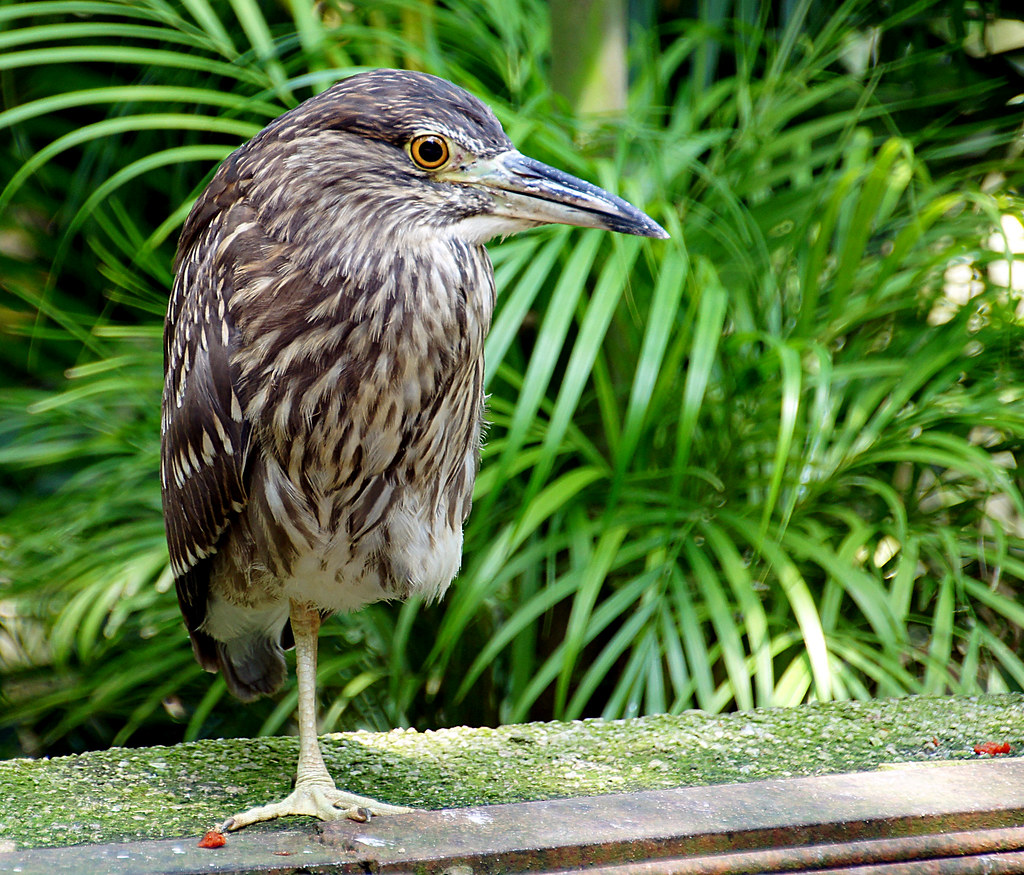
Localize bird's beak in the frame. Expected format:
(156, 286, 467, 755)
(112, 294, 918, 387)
(451, 150, 669, 239)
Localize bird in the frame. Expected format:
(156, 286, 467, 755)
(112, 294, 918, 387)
(160, 67, 667, 832)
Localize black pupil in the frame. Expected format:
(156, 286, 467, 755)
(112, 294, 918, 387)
(418, 138, 445, 164)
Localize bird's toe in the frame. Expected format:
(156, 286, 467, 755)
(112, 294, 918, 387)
(222, 784, 413, 831)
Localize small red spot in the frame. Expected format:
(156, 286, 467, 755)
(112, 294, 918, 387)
(197, 829, 227, 848)
(974, 741, 1011, 756)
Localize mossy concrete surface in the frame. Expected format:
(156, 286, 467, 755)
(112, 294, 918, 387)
(1, 694, 1022, 852)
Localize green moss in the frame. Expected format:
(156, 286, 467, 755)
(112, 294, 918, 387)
(2, 694, 1023, 850)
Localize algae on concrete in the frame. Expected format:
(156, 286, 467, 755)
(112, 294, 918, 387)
(1, 693, 1022, 850)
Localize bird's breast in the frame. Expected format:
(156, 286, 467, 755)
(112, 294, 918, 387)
(224, 234, 495, 610)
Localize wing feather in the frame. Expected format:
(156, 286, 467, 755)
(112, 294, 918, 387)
(161, 172, 251, 655)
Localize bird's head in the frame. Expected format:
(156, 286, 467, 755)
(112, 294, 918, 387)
(243, 68, 668, 248)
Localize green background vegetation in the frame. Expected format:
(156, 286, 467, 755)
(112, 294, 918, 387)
(1, 0, 1023, 760)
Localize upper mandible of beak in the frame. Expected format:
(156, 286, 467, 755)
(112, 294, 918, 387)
(450, 150, 669, 240)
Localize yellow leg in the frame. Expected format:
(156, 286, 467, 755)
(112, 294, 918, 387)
(222, 599, 412, 831)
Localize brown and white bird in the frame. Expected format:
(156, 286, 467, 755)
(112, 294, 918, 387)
(161, 68, 667, 830)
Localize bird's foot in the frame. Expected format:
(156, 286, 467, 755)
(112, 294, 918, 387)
(222, 782, 413, 831)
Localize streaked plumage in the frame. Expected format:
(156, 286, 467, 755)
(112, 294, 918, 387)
(161, 68, 666, 830)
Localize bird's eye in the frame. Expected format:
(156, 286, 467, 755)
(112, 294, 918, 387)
(409, 135, 450, 170)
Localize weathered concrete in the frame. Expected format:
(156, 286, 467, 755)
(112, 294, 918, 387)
(5, 759, 1024, 874)
(0, 694, 1022, 855)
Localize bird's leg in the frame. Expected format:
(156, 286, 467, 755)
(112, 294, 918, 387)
(221, 599, 413, 831)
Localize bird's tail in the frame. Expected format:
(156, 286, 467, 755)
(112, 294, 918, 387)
(190, 626, 289, 702)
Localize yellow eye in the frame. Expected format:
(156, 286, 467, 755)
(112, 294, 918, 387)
(409, 134, 450, 170)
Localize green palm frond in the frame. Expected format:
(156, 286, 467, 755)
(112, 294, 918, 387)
(2, 0, 1023, 756)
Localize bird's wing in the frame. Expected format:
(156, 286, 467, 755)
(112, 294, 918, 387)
(161, 195, 251, 642)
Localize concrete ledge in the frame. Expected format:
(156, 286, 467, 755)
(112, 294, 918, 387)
(1, 694, 1023, 859)
(4, 759, 1024, 873)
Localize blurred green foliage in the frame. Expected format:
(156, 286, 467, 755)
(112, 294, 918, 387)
(1, 0, 1023, 759)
